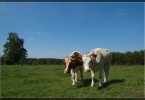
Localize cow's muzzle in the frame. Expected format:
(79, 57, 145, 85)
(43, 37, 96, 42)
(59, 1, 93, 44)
(64, 70, 70, 73)
(84, 69, 90, 72)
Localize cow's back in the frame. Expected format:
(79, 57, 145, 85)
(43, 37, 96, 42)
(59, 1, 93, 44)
(89, 48, 112, 64)
(101, 49, 112, 65)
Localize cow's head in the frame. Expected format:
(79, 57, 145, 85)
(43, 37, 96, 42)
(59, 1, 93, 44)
(82, 54, 97, 72)
(64, 56, 75, 73)
(64, 51, 83, 73)
(64, 56, 83, 74)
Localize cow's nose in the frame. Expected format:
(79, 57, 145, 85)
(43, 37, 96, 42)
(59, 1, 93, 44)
(84, 69, 90, 72)
(64, 70, 67, 73)
(64, 69, 70, 73)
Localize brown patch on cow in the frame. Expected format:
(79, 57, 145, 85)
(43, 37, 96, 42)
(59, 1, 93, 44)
(70, 57, 83, 69)
(71, 52, 81, 59)
(77, 56, 83, 62)
(64, 52, 83, 73)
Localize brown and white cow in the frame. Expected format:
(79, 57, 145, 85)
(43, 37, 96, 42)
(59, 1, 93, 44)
(64, 51, 83, 85)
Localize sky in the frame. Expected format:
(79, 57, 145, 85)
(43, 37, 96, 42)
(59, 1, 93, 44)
(1, 2, 144, 58)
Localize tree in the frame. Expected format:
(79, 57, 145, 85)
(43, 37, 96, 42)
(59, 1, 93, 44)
(3, 32, 27, 64)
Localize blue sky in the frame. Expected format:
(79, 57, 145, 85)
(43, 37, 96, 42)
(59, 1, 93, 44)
(1, 3, 144, 58)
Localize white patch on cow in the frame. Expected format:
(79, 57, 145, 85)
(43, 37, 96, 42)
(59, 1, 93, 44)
(90, 70, 95, 87)
(71, 69, 75, 85)
(82, 54, 91, 71)
(64, 57, 71, 73)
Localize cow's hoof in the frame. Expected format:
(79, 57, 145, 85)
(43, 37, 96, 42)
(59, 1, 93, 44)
(72, 83, 75, 85)
(104, 83, 108, 87)
(90, 85, 94, 87)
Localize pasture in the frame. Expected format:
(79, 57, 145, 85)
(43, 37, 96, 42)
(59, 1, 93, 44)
(1, 65, 144, 98)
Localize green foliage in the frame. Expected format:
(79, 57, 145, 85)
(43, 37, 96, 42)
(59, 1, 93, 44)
(1, 50, 144, 65)
(1, 57, 63, 65)
(111, 50, 144, 65)
(23, 58, 64, 65)
(3, 32, 27, 65)
(1, 65, 144, 97)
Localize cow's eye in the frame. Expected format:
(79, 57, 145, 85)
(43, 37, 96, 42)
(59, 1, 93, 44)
(93, 54, 97, 58)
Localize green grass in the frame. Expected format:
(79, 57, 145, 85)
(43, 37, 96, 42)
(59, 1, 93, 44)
(1, 65, 144, 98)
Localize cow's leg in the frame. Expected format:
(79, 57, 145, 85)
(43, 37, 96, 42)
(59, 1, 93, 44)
(71, 69, 75, 85)
(75, 72, 77, 82)
(99, 67, 103, 87)
(90, 70, 95, 87)
(80, 68, 83, 81)
(104, 64, 110, 84)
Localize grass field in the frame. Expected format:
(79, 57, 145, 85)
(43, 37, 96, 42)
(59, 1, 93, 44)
(1, 65, 144, 98)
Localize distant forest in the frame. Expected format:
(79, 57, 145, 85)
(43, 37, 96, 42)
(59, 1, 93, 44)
(111, 50, 144, 65)
(1, 50, 144, 65)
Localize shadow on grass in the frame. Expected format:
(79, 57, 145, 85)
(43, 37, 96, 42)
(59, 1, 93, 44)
(108, 79, 125, 85)
(77, 79, 98, 88)
(77, 79, 125, 89)
(98, 79, 125, 90)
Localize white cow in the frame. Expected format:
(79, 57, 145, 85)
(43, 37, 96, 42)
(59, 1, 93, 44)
(82, 48, 112, 87)
(64, 51, 83, 85)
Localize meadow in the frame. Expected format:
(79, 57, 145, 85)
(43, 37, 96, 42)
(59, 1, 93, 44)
(1, 65, 144, 98)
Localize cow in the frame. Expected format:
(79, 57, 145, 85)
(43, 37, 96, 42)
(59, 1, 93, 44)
(82, 48, 112, 88)
(64, 51, 83, 85)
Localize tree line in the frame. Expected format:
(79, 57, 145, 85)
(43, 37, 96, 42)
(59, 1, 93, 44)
(1, 57, 64, 65)
(1, 50, 144, 65)
(1, 32, 144, 65)
(111, 50, 144, 65)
